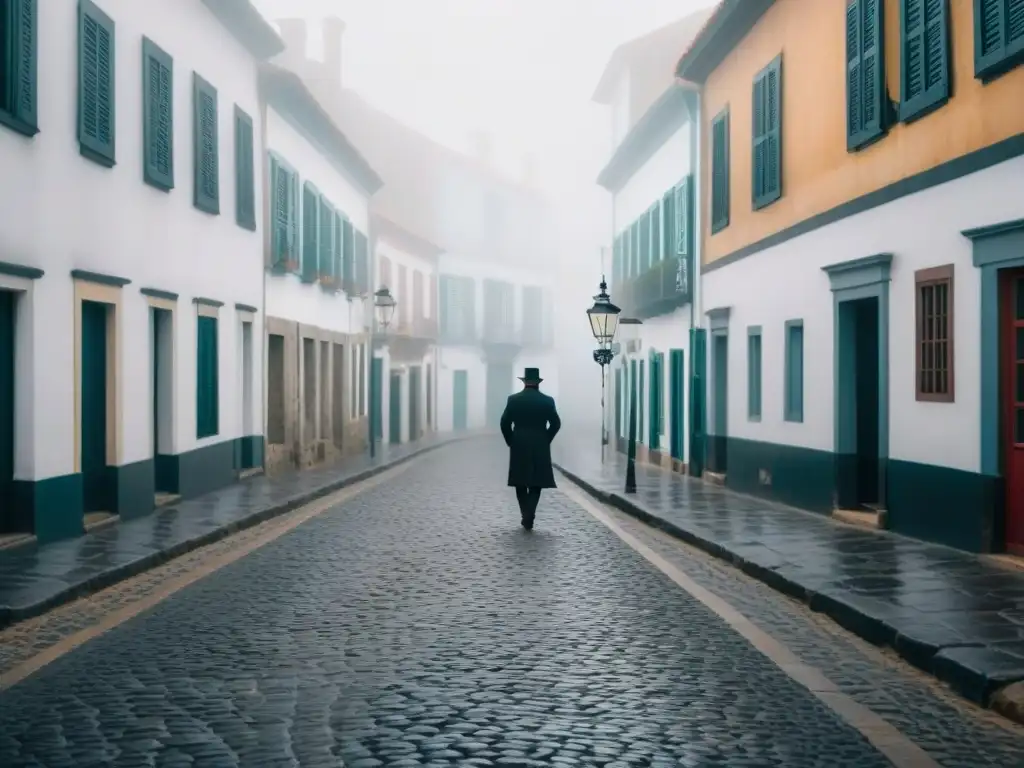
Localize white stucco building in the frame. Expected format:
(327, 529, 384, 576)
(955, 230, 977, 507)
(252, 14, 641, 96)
(592, 10, 710, 476)
(259, 55, 383, 474)
(0, 0, 281, 543)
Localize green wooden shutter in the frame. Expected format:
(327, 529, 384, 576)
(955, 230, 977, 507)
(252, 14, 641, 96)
(974, 0, 1024, 79)
(318, 195, 333, 283)
(623, 227, 632, 279)
(269, 153, 291, 268)
(333, 211, 343, 289)
(661, 189, 674, 261)
(196, 316, 219, 438)
(675, 176, 692, 257)
(7, 0, 38, 135)
(711, 109, 730, 232)
(355, 230, 369, 294)
(78, 0, 116, 166)
(234, 106, 255, 229)
(651, 203, 662, 263)
(301, 181, 318, 283)
(649, 349, 661, 449)
(899, 0, 950, 122)
(287, 169, 299, 267)
(688, 330, 706, 476)
(784, 321, 804, 422)
(631, 221, 641, 277)
(192, 73, 219, 214)
(142, 37, 173, 191)
(748, 329, 762, 419)
(752, 56, 782, 208)
(847, 0, 886, 150)
(341, 219, 355, 292)
(638, 213, 650, 272)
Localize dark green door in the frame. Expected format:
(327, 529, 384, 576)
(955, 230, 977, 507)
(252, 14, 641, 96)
(371, 357, 383, 440)
(81, 300, 108, 513)
(689, 329, 707, 476)
(453, 370, 468, 431)
(710, 333, 728, 474)
(669, 349, 684, 460)
(409, 366, 421, 441)
(628, 359, 637, 443)
(614, 368, 622, 441)
(0, 291, 15, 532)
(485, 363, 512, 427)
(389, 372, 402, 444)
(649, 352, 663, 450)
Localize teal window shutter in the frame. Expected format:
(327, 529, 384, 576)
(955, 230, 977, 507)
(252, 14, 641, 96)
(342, 218, 355, 292)
(288, 168, 299, 268)
(747, 327, 762, 420)
(269, 153, 297, 270)
(974, 0, 1024, 80)
(192, 73, 219, 214)
(674, 176, 692, 258)
(333, 210, 343, 288)
(355, 230, 369, 294)
(847, 0, 887, 150)
(631, 221, 641, 277)
(623, 227, 632, 279)
(234, 106, 255, 230)
(710, 108, 730, 232)
(752, 55, 782, 209)
(651, 203, 662, 263)
(142, 37, 173, 191)
(318, 194, 333, 284)
(639, 361, 645, 444)
(899, 0, 950, 122)
(639, 213, 651, 272)
(196, 315, 219, 438)
(1, 0, 38, 136)
(78, 0, 116, 167)
(662, 188, 675, 261)
(301, 181, 319, 283)
(784, 320, 804, 422)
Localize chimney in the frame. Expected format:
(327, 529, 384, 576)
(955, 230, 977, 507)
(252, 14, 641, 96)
(469, 130, 493, 165)
(276, 18, 308, 58)
(322, 16, 346, 85)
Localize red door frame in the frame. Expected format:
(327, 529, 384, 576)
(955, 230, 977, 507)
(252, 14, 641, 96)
(1001, 269, 1024, 555)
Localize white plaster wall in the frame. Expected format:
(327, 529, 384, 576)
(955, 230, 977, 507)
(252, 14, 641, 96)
(614, 123, 692, 231)
(436, 346, 487, 432)
(264, 105, 369, 335)
(702, 154, 1024, 473)
(0, 0, 267, 479)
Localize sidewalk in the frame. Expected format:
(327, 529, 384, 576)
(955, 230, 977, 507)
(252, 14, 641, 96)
(554, 445, 1024, 709)
(0, 433, 474, 630)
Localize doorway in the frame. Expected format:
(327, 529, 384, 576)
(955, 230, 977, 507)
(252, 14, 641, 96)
(710, 333, 728, 474)
(485, 363, 512, 427)
(0, 291, 15, 532)
(836, 297, 881, 510)
(409, 365, 421, 442)
(1002, 270, 1024, 554)
(81, 300, 109, 513)
(389, 371, 402, 444)
(151, 307, 174, 492)
(669, 348, 685, 461)
(453, 370, 468, 431)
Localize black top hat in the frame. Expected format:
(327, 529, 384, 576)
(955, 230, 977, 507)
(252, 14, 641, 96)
(519, 367, 543, 383)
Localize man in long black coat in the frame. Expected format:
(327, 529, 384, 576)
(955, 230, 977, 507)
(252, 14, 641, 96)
(500, 367, 561, 530)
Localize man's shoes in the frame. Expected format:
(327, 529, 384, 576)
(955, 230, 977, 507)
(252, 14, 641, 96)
(521, 516, 534, 531)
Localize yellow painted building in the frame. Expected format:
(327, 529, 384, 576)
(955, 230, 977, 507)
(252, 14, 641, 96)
(677, 0, 1024, 554)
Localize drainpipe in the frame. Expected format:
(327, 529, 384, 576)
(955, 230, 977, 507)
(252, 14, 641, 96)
(609, 183, 618, 453)
(258, 79, 270, 474)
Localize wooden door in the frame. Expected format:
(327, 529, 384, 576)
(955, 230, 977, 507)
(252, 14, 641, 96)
(1003, 270, 1024, 554)
(81, 300, 108, 513)
(0, 291, 14, 531)
(409, 366, 421, 441)
(389, 372, 402, 444)
(669, 349, 685, 460)
(453, 370, 468, 431)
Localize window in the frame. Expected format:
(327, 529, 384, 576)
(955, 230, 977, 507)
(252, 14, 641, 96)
(342, 218, 355, 290)
(752, 55, 782, 209)
(916, 265, 954, 402)
(78, 0, 116, 167)
(318, 195, 334, 284)
(0, 0, 38, 136)
(650, 203, 662, 264)
(355, 229, 369, 294)
(639, 211, 651, 272)
(623, 227, 632, 279)
(268, 152, 298, 270)
(143, 37, 173, 191)
(710, 108, 730, 233)
(301, 181, 319, 283)
(846, 0, 887, 151)
(661, 188, 675, 261)
(784, 320, 804, 422)
(899, 0, 950, 122)
(193, 73, 219, 214)
(748, 327, 762, 420)
(974, 0, 1024, 80)
(235, 107, 256, 229)
(196, 315, 219, 438)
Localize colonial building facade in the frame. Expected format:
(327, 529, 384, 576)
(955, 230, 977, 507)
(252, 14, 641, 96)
(260, 59, 382, 475)
(594, 11, 709, 477)
(678, 0, 1024, 552)
(0, 0, 281, 543)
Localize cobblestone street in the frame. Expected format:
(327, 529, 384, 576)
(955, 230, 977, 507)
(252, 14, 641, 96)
(1, 438, 1023, 767)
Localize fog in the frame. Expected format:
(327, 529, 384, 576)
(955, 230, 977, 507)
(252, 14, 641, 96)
(254, 0, 716, 435)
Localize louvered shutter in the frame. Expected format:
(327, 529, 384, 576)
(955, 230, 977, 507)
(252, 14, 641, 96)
(318, 195, 334, 283)
(143, 38, 173, 190)
(193, 74, 220, 214)
(235, 107, 255, 229)
(342, 219, 355, 293)
(78, 0, 116, 166)
(10, 0, 38, 132)
(711, 111, 730, 232)
(301, 182, 319, 283)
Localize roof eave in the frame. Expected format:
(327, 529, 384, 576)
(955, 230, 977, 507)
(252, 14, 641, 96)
(201, 0, 285, 61)
(674, 0, 775, 84)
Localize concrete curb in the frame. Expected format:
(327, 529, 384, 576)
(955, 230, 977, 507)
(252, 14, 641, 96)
(554, 462, 1024, 725)
(0, 437, 474, 630)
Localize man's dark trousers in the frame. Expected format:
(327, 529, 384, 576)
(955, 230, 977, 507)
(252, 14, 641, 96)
(515, 486, 541, 524)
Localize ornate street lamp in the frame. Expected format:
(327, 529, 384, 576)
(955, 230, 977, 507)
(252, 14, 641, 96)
(587, 276, 620, 459)
(619, 316, 643, 494)
(369, 285, 398, 460)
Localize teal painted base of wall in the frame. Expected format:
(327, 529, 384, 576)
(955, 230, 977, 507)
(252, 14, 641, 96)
(158, 439, 238, 499)
(11, 473, 84, 544)
(715, 437, 998, 553)
(237, 435, 264, 470)
(111, 459, 156, 521)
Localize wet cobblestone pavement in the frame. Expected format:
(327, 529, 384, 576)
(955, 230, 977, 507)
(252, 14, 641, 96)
(0, 438, 1021, 765)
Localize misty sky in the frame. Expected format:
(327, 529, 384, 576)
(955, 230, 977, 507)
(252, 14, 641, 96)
(253, 0, 716, 199)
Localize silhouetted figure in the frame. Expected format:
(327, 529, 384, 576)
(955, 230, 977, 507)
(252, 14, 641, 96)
(500, 368, 561, 530)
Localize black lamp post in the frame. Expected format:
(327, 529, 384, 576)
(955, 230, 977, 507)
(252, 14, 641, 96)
(587, 276, 620, 461)
(369, 285, 397, 460)
(619, 316, 643, 494)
